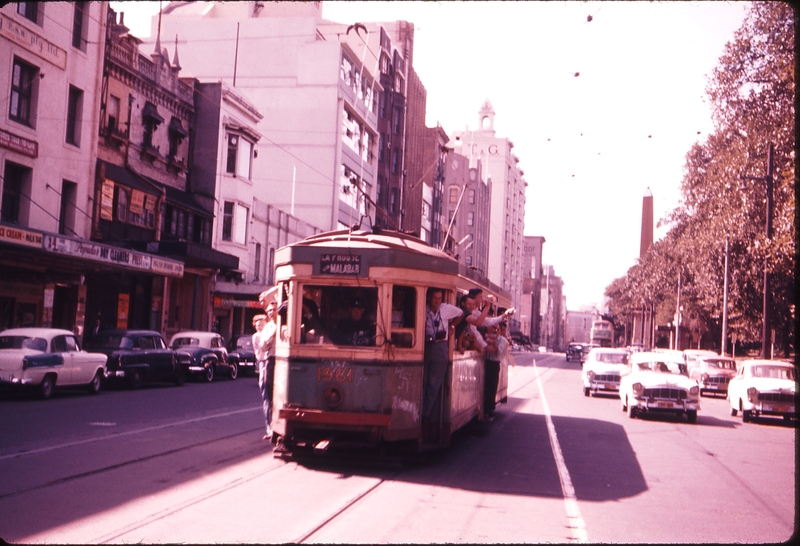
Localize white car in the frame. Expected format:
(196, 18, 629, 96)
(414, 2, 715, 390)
(619, 351, 700, 423)
(688, 354, 737, 396)
(0, 328, 107, 399)
(682, 349, 719, 376)
(581, 348, 629, 397)
(728, 359, 796, 423)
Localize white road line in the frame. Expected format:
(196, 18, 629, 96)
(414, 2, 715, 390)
(534, 359, 589, 543)
(0, 407, 260, 461)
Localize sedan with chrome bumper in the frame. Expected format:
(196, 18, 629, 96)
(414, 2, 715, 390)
(728, 359, 796, 423)
(169, 331, 235, 382)
(689, 354, 737, 396)
(620, 351, 700, 423)
(87, 330, 183, 388)
(582, 348, 629, 397)
(0, 328, 107, 399)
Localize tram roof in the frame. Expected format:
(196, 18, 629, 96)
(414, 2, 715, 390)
(275, 228, 509, 299)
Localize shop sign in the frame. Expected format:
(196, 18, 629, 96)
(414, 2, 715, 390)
(44, 235, 151, 271)
(0, 13, 67, 69)
(0, 128, 37, 158)
(100, 180, 115, 221)
(213, 296, 263, 308)
(151, 257, 184, 278)
(117, 294, 129, 329)
(0, 225, 43, 248)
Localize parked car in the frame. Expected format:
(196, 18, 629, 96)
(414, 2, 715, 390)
(682, 349, 719, 376)
(728, 359, 796, 423)
(0, 328, 107, 399)
(581, 343, 599, 363)
(227, 335, 257, 376)
(619, 351, 700, 423)
(688, 354, 737, 396)
(581, 348, 630, 397)
(566, 342, 585, 362)
(87, 329, 183, 388)
(169, 331, 235, 382)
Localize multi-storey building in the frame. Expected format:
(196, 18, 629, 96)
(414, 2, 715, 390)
(148, 1, 385, 234)
(95, 7, 239, 338)
(522, 235, 545, 344)
(540, 264, 565, 351)
(193, 81, 319, 339)
(0, 2, 111, 333)
(450, 100, 527, 320)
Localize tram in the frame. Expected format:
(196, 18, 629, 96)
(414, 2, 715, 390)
(267, 227, 512, 458)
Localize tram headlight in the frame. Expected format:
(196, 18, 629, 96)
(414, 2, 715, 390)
(322, 385, 344, 409)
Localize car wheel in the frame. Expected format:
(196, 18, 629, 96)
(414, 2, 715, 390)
(627, 398, 636, 419)
(129, 370, 143, 389)
(621, 396, 627, 412)
(584, 386, 590, 397)
(742, 409, 752, 423)
(730, 405, 738, 417)
(686, 410, 697, 424)
(87, 370, 102, 394)
(39, 375, 55, 399)
(229, 361, 238, 380)
(205, 361, 215, 382)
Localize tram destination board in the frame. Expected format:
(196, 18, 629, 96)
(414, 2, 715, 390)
(320, 253, 361, 275)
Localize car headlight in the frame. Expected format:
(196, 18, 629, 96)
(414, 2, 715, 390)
(700, 373, 709, 383)
(586, 370, 595, 381)
(632, 382, 644, 394)
(689, 385, 699, 396)
(747, 386, 758, 402)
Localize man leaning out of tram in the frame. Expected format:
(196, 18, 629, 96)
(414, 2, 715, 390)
(423, 288, 465, 418)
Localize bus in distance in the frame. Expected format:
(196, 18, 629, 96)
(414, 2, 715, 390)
(590, 319, 614, 348)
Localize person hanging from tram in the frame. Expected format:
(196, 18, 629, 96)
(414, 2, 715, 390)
(422, 287, 465, 419)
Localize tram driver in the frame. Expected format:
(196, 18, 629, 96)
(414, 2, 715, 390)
(423, 288, 465, 419)
(332, 296, 376, 346)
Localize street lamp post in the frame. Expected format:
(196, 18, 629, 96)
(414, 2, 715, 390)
(741, 143, 774, 359)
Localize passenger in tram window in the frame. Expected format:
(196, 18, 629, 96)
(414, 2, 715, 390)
(422, 288, 464, 419)
(331, 296, 375, 346)
(391, 286, 407, 328)
(300, 298, 324, 343)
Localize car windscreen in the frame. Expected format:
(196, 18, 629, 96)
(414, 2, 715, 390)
(596, 352, 627, 364)
(234, 338, 253, 350)
(0, 336, 47, 351)
(752, 365, 795, 380)
(171, 337, 199, 348)
(637, 360, 685, 375)
(91, 333, 134, 350)
(705, 358, 735, 370)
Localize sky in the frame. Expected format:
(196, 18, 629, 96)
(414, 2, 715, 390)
(111, 1, 750, 311)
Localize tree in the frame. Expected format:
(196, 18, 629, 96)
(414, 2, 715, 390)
(605, 2, 795, 355)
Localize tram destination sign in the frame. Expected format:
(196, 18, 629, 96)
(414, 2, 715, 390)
(320, 253, 361, 275)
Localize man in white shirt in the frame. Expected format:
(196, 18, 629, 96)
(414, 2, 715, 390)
(423, 288, 464, 418)
(253, 299, 278, 440)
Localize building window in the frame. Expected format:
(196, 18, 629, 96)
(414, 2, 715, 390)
(222, 202, 233, 241)
(466, 256, 473, 266)
(2, 162, 31, 225)
(379, 91, 387, 119)
(107, 95, 121, 134)
(225, 133, 253, 179)
(393, 108, 401, 135)
(221, 202, 248, 244)
(389, 188, 398, 214)
(9, 58, 38, 127)
(449, 186, 459, 203)
(72, 2, 87, 50)
(254, 243, 262, 281)
(168, 117, 188, 160)
(58, 180, 77, 236)
(378, 133, 385, 162)
(391, 147, 399, 174)
(17, 2, 40, 24)
(142, 101, 163, 150)
(468, 189, 475, 204)
(65, 86, 83, 146)
(467, 211, 475, 226)
(268, 247, 275, 284)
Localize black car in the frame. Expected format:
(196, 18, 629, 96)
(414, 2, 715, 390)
(168, 331, 235, 382)
(87, 329, 183, 388)
(227, 335, 257, 376)
(566, 342, 586, 362)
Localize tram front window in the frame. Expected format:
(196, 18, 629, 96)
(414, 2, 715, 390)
(300, 285, 379, 346)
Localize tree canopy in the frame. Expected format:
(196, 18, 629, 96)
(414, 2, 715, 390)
(604, 2, 795, 355)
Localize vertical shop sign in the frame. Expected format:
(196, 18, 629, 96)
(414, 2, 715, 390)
(117, 294, 130, 329)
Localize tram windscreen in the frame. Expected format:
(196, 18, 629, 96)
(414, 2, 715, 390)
(300, 285, 379, 346)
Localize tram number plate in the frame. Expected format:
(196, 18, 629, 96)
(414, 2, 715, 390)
(317, 366, 354, 383)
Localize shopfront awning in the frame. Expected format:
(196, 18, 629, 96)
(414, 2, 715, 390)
(150, 240, 239, 270)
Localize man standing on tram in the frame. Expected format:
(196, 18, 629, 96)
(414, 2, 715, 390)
(423, 288, 464, 419)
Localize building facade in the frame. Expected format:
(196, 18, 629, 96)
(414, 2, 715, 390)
(450, 100, 527, 317)
(521, 235, 545, 344)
